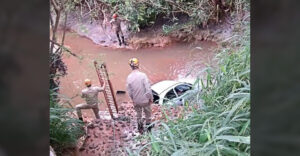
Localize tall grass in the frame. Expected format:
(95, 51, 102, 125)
(50, 92, 84, 155)
(130, 16, 250, 156)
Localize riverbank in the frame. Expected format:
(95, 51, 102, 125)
(59, 9, 248, 50)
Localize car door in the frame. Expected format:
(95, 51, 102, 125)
(173, 83, 193, 105)
(162, 88, 177, 105)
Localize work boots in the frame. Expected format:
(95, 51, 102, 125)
(121, 36, 127, 46)
(116, 33, 122, 46)
(117, 38, 122, 46)
(138, 122, 144, 134)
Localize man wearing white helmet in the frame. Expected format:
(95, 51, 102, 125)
(75, 79, 105, 121)
(126, 58, 154, 134)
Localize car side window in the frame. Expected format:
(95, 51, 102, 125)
(174, 84, 192, 96)
(163, 89, 177, 103)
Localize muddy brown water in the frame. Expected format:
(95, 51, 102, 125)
(59, 31, 217, 119)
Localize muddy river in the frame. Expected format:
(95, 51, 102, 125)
(59, 31, 217, 119)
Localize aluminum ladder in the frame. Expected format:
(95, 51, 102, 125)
(94, 61, 119, 119)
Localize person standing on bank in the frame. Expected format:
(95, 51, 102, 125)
(110, 13, 126, 46)
(126, 58, 154, 134)
(76, 79, 105, 121)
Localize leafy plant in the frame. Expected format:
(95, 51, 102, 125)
(50, 93, 84, 155)
(69, 0, 249, 33)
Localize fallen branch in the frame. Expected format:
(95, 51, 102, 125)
(50, 40, 80, 58)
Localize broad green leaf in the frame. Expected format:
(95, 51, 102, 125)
(216, 135, 250, 144)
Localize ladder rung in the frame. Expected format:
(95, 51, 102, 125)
(95, 63, 118, 120)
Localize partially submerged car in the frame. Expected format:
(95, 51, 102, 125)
(151, 80, 199, 105)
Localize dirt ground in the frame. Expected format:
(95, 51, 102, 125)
(76, 102, 184, 156)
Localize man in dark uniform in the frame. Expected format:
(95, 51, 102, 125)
(110, 13, 126, 46)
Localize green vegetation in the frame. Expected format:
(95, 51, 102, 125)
(50, 1, 84, 154)
(103, 0, 249, 32)
(50, 92, 84, 154)
(66, 0, 249, 32)
(130, 14, 250, 156)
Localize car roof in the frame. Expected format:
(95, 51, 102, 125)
(151, 80, 184, 95)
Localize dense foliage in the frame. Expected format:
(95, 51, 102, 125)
(49, 2, 84, 155)
(50, 93, 84, 155)
(115, 0, 249, 32)
(67, 0, 250, 32)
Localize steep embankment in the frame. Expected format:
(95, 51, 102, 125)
(60, 9, 247, 50)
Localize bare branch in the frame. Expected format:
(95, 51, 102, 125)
(50, 9, 60, 53)
(59, 11, 68, 55)
(164, 0, 193, 16)
(80, 1, 83, 17)
(50, 40, 79, 58)
(50, 0, 61, 11)
(50, 11, 54, 29)
(84, 0, 92, 12)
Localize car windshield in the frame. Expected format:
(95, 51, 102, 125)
(174, 84, 192, 96)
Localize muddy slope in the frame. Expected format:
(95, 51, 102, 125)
(77, 102, 185, 156)
(61, 10, 238, 49)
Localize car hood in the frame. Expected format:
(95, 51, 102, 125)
(151, 80, 182, 95)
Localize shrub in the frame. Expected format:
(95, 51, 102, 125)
(71, 0, 250, 32)
(50, 93, 84, 155)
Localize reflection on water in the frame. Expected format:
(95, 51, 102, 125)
(59, 32, 217, 118)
